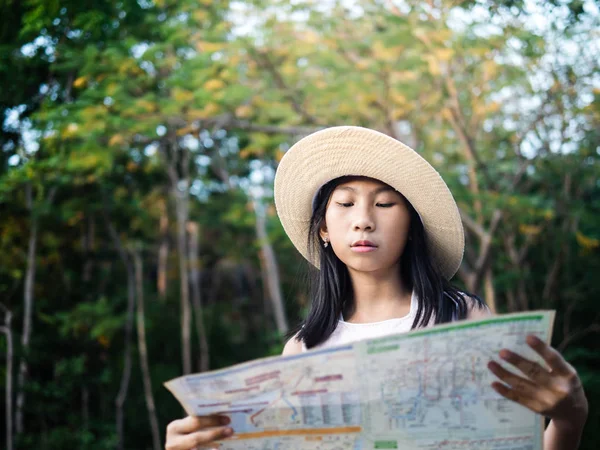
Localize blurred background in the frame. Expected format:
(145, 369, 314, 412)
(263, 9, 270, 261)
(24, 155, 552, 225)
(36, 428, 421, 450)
(0, 0, 599, 449)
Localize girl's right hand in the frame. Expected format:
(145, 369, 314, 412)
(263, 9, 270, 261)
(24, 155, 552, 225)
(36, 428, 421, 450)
(165, 415, 234, 450)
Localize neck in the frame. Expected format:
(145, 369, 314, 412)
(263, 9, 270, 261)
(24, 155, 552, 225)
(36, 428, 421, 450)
(345, 264, 412, 323)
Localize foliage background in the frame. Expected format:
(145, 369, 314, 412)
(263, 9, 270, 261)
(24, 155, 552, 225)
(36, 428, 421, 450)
(1, 0, 599, 449)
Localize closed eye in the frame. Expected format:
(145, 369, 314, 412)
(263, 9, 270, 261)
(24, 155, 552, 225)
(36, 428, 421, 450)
(336, 202, 396, 208)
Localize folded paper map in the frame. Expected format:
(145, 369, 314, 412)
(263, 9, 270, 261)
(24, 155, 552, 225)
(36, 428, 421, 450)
(165, 310, 555, 450)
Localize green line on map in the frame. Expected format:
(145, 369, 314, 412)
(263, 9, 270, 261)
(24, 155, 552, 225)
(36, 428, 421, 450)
(374, 441, 398, 449)
(367, 345, 400, 354)
(368, 314, 544, 346)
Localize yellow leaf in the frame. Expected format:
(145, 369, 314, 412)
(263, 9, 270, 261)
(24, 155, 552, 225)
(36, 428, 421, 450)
(204, 79, 225, 91)
(275, 149, 285, 163)
(482, 60, 499, 80)
(372, 41, 398, 62)
(176, 126, 195, 136)
(172, 87, 194, 103)
(109, 134, 125, 146)
(390, 93, 407, 106)
(235, 105, 253, 119)
(281, 64, 297, 77)
(487, 102, 501, 114)
(193, 10, 209, 22)
(196, 102, 221, 119)
(390, 71, 419, 83)
(187, 108, 207, 120)
(440, 107, 453, 121)
(576, 231, 599, 249)
(356, 60, 370, 70)
(392, 108, 407, 120)
(73, 76, 87, 89)
(519, 224, 541, 236)
(136, 99, 157, 112)
(63, 123, 79, 137)
(303, 30, 319, 45)
(97, 335, 110, 348)
(196, 41, 225, 53)
(107, 83, 119, 96)
(424, 55, 441, 76)
(434, 48, 454, 61)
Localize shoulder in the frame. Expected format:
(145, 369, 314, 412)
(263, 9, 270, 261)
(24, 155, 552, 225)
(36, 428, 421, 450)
(282, 335, 303, 356)
(462, 293, 492, 320)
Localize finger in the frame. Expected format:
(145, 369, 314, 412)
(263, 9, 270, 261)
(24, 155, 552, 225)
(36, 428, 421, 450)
(169, 415, 230, 434)
(488, 361, 539, 396)
(498, 349, 552, 386)
(178, 426, 233, 450)
(526, 335, 574, 376)
(491, 382, 545, 414)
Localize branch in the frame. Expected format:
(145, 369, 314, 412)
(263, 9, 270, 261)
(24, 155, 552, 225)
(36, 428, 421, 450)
(445, 103, 492, 187)
(470, 209, 503, 292)
(223, 119, 322, 136)
(251, 50, 322, 125)
(557, 324, 600, 353)
(134, 119, 321, 147)
(0, 302, 12, 317)
(459, 208, 487, 240)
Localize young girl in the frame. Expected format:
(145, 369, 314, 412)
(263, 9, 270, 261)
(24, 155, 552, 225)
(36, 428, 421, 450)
(165, 126, 588, 450)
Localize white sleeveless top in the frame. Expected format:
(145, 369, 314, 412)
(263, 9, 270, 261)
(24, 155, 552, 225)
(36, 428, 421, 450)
(301, 291, 421, 352)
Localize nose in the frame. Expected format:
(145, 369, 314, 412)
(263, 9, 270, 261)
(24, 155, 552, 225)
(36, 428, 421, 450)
(352, 204, 375, 232)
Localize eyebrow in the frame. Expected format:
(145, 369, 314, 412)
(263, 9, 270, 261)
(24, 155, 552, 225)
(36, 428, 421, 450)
(336, 186, 396, 194)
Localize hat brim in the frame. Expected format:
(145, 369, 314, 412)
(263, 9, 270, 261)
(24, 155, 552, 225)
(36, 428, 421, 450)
(274, 126, 464, 280)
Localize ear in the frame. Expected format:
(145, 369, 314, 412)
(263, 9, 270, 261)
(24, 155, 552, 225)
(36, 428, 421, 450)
(319, 223, 328, 241)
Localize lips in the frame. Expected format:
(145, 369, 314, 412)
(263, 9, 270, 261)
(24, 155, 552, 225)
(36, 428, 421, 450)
(351, 240, 377, 247)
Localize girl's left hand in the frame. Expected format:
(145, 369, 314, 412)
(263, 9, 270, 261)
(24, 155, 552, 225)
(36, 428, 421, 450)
(487, 334, 588, 430)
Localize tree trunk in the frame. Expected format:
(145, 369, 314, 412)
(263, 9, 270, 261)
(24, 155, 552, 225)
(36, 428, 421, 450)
(158, 200, 169, 300)
(82, 386, 89, 434)
(115, 267, 135, 450)
(174, 191, 192, 374)
(1, 306, 14, 450)
(483, 267, 496, 313)
(102, 206, 135, 450)
(517, 275, 529, 312)
(257, 251, 273, 317)
(15, 214, 37, 435)
(506, 289, 517, 313)
(15, 184, 56, 435)
(132, 248, 162, 450)
(162, 137, 193, 376)
(253, 200, 288, 335)
(208, 141, 287, 335)
(187, 222, 210, 373)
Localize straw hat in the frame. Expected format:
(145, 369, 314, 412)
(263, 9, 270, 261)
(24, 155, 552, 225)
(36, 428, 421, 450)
(273, 126, 464, 279)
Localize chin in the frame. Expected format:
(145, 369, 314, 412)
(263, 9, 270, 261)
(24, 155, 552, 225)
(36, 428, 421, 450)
(346, 261, 392, 274)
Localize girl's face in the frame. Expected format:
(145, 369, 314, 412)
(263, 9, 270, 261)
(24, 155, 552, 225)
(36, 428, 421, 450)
(320, 177, 411, 274)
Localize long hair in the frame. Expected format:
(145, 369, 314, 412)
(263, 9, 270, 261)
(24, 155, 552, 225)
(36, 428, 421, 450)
(290, 176, 486, 350)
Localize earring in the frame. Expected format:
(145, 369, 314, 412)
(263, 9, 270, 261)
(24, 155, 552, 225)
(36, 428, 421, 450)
(323, 238, 329, 248)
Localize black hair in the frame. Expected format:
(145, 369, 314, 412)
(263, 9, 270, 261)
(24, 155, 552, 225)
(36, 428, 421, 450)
(289, 176, 487, 350)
